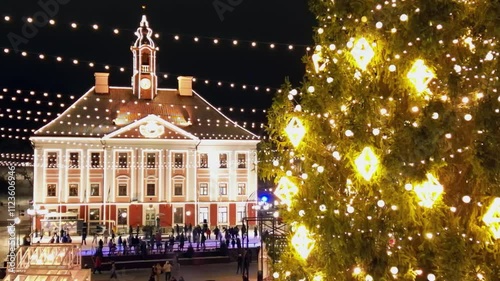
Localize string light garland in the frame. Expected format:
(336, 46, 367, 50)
(0, 87, 272, 115)
(0, 15, 311, 53)
(1, 47, 283, 94)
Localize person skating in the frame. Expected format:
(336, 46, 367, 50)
(163, 261, 172, 281)
(109, 261, 118, 280)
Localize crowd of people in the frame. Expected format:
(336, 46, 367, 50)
(85, 223, 258, 257)
(87, 223, 257, 280)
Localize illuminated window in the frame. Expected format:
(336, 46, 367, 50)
(47, 152, 58, 168)
(237, 153, 246, 168)
(69, 152, 79, 168)
(219, 153, 227, 168)
(219, 183, 228, 196)
(118, 183, 127, 196)
(174, 207, 184, 224)
(174, 153, 183, 167)
(199, 153, 208, 168)
(90, 183, 100, 196)
(69, 184, 78, 197)
(199, 207, 208, 224)
(147, 183, 156, 196)
(146, 153, 156, 168)
(90, 152, 101, 168)
(118, 152, 128, 168)
(174, 183, 183, 196)
(238, 183, 246, 195)
(89, 208, 100, 221)
(218, 206, 228, 223)
(47, 184, 56, 197)
(199, 183, 208, 196)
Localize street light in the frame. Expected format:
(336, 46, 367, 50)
(121, 212, 127, 234)
(14, 217, 20, 249)
(27, 205, 48, 238)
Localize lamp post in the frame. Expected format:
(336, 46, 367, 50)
(121, 212, 127, 234)
(27, 205, 48, 238)
(14, 216, 21, 249)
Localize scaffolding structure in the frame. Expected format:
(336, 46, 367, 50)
(4, 244, 90, 281)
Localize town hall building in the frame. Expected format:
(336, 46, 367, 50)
(30, 15, 260, 235)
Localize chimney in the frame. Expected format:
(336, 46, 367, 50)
(178, 76, 193, 96)
(94, 73, 110, 94)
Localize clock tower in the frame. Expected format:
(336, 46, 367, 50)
(131, 15, 158, 100)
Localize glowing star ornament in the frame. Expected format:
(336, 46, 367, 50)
(312, 50, 329, 73)
(413, 173, 443, 208)
(274, 177, 299, 206)
(483, 198, 500, 239)
(291, 225, 315, 260)
(350, 38, 375, 70)
(407, 59, 435, 94)
(354, 147, 379, 181)
(285, 117, 306, 148)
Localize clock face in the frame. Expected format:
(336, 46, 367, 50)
(140, 78, 151, 90)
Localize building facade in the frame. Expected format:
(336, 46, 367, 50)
(30, 16, 260, 235)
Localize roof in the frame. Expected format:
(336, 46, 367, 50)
(33, 87, 260, 141)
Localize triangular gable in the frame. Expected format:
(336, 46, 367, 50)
(103, 115, 199, 140)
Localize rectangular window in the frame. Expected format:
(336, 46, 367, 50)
(69, 183, 78, 197)
(174, 183, 183, 196)
(118, 208, 127, 226)
(218, 206, 228, 223)
(47, 184, 56, 197)
(238, 183, 246, 196)
(199, 183, 208, 196)
(199, 153, 208, 168)
(174, 153, 183, 167)
(173, 207, 184, 224)
(146, 153, 156, 168)
(146, 183, 156, 196)
(67, 208, 78, 215)
(90, 183, 100, 196)
(237, 153, 246, 168)
(47, 152, 58, 168)
(89, 208, 100, 221)
(219, 183, 227, 196)
(199, 207, 208, 224)
(118, 152, 128, 168)
(219, 153, 227, 168)
(90, 152, 101, 168)
(118, 183, 127, 196)
(237, 206, 245, 224)
(69, 152, 80, 168)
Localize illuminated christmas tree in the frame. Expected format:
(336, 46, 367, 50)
(260, 0, 500, 280)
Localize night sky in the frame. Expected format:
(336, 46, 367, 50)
(0, 0, 316, 158)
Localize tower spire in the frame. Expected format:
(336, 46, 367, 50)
(131, 15, 158, 100)
(134, 15, 155, 48)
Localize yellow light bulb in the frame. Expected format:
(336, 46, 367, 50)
(413, 173, 443, 208)
(285, 117, 306, 148)
(407, 59, 435, 94)
(354, 147, 379, 181)
(291, 225, 315, 260)
(350, 38, 375, 70)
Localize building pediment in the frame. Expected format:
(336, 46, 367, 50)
(103, 114, 199, 140)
